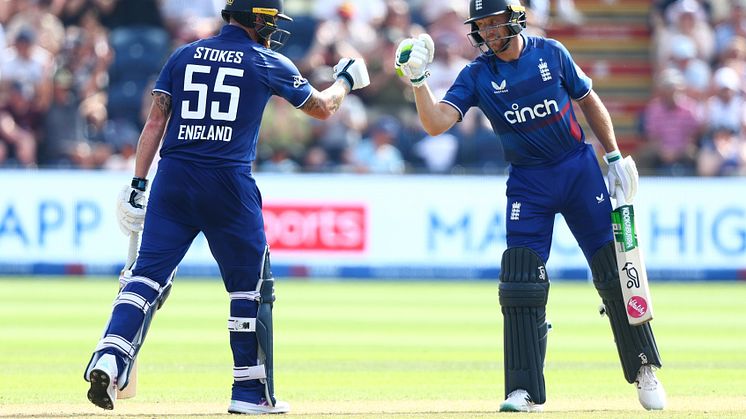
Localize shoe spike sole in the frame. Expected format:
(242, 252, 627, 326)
(87, 369, 114, 410)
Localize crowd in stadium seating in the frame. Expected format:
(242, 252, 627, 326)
(1, 0, 744, 175)
(648, 0, 746, 175)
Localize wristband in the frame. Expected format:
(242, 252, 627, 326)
(604, 150, 621, 164)
(131, 177, 148, 191)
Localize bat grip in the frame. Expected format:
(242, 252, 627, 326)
(127, 232, 140, 268)
(614, 188, 627, 208)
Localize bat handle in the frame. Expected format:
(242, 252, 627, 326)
(614, 188, 627, 208)
(127, 232, 140, 268)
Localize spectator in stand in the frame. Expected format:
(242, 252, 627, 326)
(665, 34, 712, 98)
(159, 0, 222, 44)
(525, 0, 584, 28)
(377, 0, 422, 46)
(39, 68, 86, 166)
(642, 68, 703, 175)
(60, 26, 112, 101)
(697, 126, 746, 175)
(312, 93, 367, 164)
(455, 110, 508, 173)
(303, 2, 377, 70)
(259, 146, 301, 173)
(302, 145, 333, 173)
(0, 23, 6, 53)
(653, 0, 715, 71)
(714, 0, 746, 57)
(704, 66, 745, 134)
(257, 97, 314, 167)
(4, 0, 65, 56)
(353, 115, 405, 174)
(427, 33, 471, 100)
(0, 81, 39, 167)
(98, 0, 163, 29)
(423, 1, 473, 60)
(1, 27, 54, 114)
(412, 129, 459, 173)
(311, 0, 386, 27)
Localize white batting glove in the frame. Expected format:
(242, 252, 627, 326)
(333, 57, 370, 91)
(604, 151, 639, 205)
(395, 34, 434, 87)
(116, 179, 148, 236)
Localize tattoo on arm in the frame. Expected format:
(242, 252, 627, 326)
(300, 94, 323, 113)
(300, 88, 346, 116)
(152, 92, 172, 116)
(326, 89, 345, 114)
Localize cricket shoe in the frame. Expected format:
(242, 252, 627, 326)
(499, 389, 544, 412)
(228, 399, 291, 415)
(87, 353, 118, 410)
(636, 365, 666, 410)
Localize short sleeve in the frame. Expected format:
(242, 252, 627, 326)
(551, 39, 592, 100)
(153, 45, 189, 96)
(265, 53, 313, 108)
(441, 64, 479, 121)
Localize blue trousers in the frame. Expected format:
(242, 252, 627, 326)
(505, 144, 613, 265)
(135, 158, 266, 288)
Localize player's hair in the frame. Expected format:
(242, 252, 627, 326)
(221, 0, 292, 50)
(464, 0, 527, 54)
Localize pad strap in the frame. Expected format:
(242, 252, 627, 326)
(96, 335, 136, 359)
(233, 365, 267, 381)
(230, 291, 261, 301)
(114, 291, 151, 314)
(228, 316, 257, 332)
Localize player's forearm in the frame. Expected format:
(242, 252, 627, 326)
(301, 80, 350, 120)
(578, 90, 618, 153)
(133, 119, 166, 179)
(134, 93, 171, 178)
(413, 84, 455, 136)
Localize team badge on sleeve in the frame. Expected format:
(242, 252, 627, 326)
(293, 75, 307, 88)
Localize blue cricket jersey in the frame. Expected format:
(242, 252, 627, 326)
(153, 25, 313, 167)
(442, 35, 592, 167)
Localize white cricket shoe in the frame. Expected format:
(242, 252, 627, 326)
(499, 389, 544, 413)
(228, 399, 291, 415)
(87, 354, 118, 410)
(636, 365, 666, 410)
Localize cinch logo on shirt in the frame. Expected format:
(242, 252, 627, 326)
(504, 99, 559, 124)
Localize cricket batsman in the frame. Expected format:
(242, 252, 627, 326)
(395, 0, 665, 412)
(83, 0, 369, 414)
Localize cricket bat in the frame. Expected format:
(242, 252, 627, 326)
(611, 190, 654, 325)
(117, 232, 140, 399)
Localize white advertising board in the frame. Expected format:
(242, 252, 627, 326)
(0, 171, 743, 279)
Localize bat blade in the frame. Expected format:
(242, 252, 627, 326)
(612, 200, 653, 325)
(116, 232, 140, 399)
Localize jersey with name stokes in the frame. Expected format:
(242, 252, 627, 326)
(154, 25, 312, 167)
(442, 35, 592, 167)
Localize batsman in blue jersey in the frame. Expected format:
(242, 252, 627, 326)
(83, 0, 370, 414)
(396, 0, 665, 413)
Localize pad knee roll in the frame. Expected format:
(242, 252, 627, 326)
(499, 247, 550, 404)
(592, 242, 661, 383)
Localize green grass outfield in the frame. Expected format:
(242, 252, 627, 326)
(1, 278, 745, 418)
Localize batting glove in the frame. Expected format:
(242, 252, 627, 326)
(116, 177, 148, 236)
(333, 57, 370, 91)
(604, 151, 638, 205)
(395, 34, 434, 87)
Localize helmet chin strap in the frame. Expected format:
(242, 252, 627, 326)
(495, 36, 513, 54)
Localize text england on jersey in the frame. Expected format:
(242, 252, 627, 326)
(178, 124, 233, 142)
